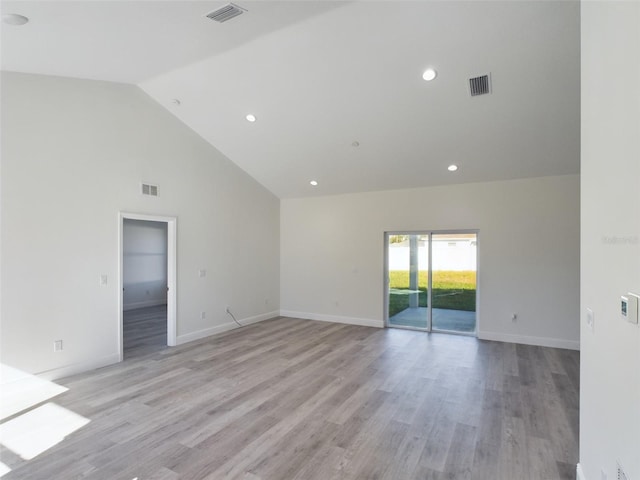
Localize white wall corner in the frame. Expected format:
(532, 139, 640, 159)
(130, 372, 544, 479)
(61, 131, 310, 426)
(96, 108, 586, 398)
(478, 330, 580, 351)
(576, 463, 586, 480)
(280, 310, 384, 329)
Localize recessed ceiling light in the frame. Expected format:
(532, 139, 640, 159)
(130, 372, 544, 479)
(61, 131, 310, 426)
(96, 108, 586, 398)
(310, 180, 318, 186)
(246, 114, 256, 122)
(448, 164, 458, 172)
(2, 13, 29, 25)
(422, 68, 437, 82)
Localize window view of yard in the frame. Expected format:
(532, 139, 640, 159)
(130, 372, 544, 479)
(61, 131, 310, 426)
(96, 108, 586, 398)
(388, 270, 476, 318)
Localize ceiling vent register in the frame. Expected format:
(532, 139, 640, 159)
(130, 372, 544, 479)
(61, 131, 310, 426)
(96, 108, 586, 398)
(206, 3, 246, 23)
(469, 74, 492, 96)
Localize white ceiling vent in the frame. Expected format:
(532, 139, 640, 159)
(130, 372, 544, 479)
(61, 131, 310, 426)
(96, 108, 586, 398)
(469, 74, 492, 97)
(141, 183, 158, 197)
(206, 3, 246, 23)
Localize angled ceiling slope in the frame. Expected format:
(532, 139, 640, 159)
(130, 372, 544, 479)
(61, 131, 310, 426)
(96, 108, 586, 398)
(1, 1, 580, 199)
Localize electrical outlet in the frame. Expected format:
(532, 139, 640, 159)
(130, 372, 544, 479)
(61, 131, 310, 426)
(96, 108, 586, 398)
(54, 340, 63, 352)
(200, 311, 206, 320)
(99, 274, 108, 286)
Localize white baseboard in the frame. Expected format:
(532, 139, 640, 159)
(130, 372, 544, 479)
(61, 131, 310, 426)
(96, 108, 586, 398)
(280, 310, 383, 328)
(123, 300, 167, 311)
(176, 310, 279, 345)
(32, 312, 280, 380)
(279, 312, 575, 348)
(176, 322, 237, 345)
(576, 463, 586, 480)
(478, 330, 580, 350)
(36, 353, 121, 381)
(241, 310, 280, 326)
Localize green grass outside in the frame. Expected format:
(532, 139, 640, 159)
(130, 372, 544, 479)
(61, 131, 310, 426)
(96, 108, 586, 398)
(388, 270, 476, 317)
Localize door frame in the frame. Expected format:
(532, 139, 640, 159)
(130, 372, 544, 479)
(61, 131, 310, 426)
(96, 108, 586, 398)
(384, 229, 479, 336)
(118, 212, 177, 361)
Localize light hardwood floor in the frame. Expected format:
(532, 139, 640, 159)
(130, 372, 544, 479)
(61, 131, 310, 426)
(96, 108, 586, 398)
(124, 305, 168, 359)
(2, 317, 579, 479)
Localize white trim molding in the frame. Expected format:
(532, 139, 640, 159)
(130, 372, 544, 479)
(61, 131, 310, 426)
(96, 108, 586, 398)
(176, 311, 278, 345)
(241, 310, 280, 326)
(118, 212, 178, 361)
(177, 322, 238, 345)
(36, 353, 121, 382)
(280, 310, 383, 329)
(478, 330, 580, 351)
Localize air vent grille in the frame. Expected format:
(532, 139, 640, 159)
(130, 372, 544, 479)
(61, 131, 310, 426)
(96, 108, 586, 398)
(141, 183, 158, 197)
(206, 3, 245, 23)
(469, 74, 491, 96)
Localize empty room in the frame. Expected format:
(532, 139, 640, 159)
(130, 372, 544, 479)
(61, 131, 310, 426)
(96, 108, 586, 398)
(0, 1, 638, 479)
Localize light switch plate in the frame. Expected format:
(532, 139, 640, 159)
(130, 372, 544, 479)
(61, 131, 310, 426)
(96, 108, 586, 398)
(621, 294, 638, 324)
(627, 293, 639, 324)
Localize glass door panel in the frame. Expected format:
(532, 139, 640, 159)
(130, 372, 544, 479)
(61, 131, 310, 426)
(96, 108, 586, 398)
(430, 233, 477, 333)
(387, 234, 430, 330)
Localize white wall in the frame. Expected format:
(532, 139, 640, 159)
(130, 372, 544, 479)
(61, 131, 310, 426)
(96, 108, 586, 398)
(579, 3, 640, 480)
(281, 175, 580, 348)
(123, 219, 167, 310)
(0, 72, 280, 379)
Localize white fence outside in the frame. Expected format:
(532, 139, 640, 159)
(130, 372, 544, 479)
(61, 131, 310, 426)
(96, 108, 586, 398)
(388, 238, 477, 271)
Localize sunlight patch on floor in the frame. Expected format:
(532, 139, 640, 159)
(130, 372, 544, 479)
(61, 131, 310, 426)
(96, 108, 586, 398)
(0, 364, 68, 421)
(0, 402, 90, 460)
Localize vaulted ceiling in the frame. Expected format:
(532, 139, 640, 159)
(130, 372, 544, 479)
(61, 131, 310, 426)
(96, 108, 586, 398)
(1, 1, 580, 198)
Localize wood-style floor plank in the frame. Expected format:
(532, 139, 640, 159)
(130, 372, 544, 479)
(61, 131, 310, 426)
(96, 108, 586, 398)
(2, 315, 579, 479)
(123, 304, 168, 358)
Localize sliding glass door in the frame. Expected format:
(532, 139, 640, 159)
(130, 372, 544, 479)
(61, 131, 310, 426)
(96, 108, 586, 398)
(386, 234, 430, 330)
(385, 231, 477, 335)
(430, 233, 477, 333)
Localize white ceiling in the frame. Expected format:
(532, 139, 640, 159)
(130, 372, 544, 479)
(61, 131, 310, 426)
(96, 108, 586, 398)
(0, 1, 342, 84)
(1, 1, 580, 198)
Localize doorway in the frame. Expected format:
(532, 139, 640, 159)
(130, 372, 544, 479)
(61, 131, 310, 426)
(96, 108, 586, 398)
(385, 231, 478, 335)
(119, 213, 177, 361)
